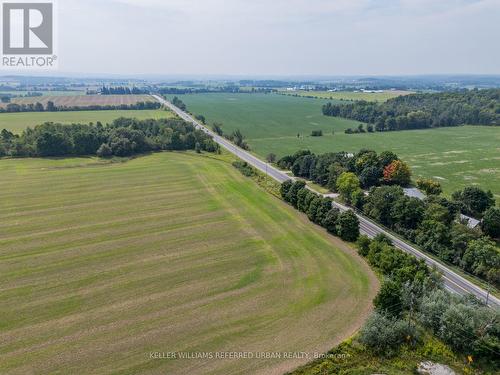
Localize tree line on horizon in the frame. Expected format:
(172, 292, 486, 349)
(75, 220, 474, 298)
(158, 87, 275, 95)
(99, 86, 148, 95)
(0, 117, 219, 158)
(0, 101, 160, 114)
(322, 89, 500, 131)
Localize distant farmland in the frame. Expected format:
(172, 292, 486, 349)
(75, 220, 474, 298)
(0, 152, 376, 375)
(277, 90, 414, 102)
(2, 94, 156, 108)
(0, 90, 86, 96)
(169, 93, 500, 199)
(0, 109, 174, 134)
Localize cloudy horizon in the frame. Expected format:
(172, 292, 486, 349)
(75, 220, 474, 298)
(2, 0, 500, 76)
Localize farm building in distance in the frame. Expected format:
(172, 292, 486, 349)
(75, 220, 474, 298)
(403, 187, 426, 200)
(459, 214, 481, 229)
(403, 188, 481, 229)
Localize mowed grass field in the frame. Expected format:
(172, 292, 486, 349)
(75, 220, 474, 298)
(165, 93, 359, 140)
(171, 93, 500, 200)
(0, 109, 174, 134)
(277, 90, 414, 102)
(0, 152, 377, 375)
(1, 94, 155, 108)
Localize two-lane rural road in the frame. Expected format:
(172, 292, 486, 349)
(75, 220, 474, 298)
(153, 94, 499, 308)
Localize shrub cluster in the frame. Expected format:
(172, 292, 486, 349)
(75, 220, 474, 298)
(232, 161, 255, 177)
(344, 123, 374, 134)
(357, 235, 500, 365)
(171, 96, 187, 111)
(208, 121, 250, 151)
(416, 178, 442, 195)
(226, 129, 250, 150)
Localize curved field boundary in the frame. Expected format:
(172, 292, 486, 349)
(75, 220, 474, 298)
(0, 152, 377, 375)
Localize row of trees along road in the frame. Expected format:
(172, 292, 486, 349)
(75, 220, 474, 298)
(277, 149, 500, 287)
(0, 101, 160, 113)
(281, 180, 360, 242)
(272, 162, 499, 369)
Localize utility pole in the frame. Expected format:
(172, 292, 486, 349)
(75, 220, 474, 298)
(408, 290, 415, 330)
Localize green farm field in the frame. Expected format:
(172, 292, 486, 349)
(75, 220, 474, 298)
(170, 93, 500, 200)
(0, 109, 174, 134)
(277, 90, 414, 102)
(0, 152, 377, 375)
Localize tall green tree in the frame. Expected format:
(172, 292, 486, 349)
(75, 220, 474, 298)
(322, 208, 340, 234)
(482, 207, 500, 238)
(452, 186, 495, 218)
(383, 160, 411, 186)
(36, 131, 72, 156)
(336, 172, 361, 204)
(307, 196, 322, 222)
(374, 279, 403, 317)
(336, 210, 360, 242)
(280, 180, 294, 201)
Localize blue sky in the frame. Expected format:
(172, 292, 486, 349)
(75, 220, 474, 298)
(55, 0, 500, 76)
